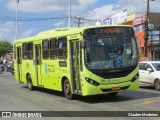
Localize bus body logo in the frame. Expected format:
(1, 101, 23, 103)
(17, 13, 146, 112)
(45, 65, 48, 73)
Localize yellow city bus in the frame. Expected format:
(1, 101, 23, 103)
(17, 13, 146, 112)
(13, 25, 139, 100)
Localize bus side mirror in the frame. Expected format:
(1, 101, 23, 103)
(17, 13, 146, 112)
(81, 40, 86, 48)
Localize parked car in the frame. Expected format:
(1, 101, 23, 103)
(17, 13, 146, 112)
(139, 61, 160, 91)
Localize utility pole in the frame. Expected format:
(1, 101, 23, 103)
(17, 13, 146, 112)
(144, 0, 150, 59)
(74, 17, 84, 27)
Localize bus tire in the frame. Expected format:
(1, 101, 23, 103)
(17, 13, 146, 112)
(154, 79, 160, 91)
(27, 74, 34, 90)
(63, 79, 75, 100)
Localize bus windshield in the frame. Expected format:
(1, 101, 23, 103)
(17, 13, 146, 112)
(84, 36, 138, 70)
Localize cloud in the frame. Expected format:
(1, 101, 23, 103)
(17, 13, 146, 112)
(0, 21, 15, 43)
(86, 0, 160, 20)
(7, 0, 97, 15)
(0, 21, 15, 33)
(19, 28, 34, 39)
(86, 4, 114, 20)
(0, 21, 34, 42)
(4, 0, 160, 42)
(53, 20, 66, 28)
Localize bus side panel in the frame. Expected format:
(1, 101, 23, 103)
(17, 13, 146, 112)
(14, 46, 23, 83)
(20, 60, 36, 85)
(40, 60, 59, 90)
(14, 59, 19, 82)
(21, 60, 26, 84)
(40, 59, 70, 92)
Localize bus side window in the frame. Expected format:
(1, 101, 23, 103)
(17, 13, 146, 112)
(50, 38, 57, 59)
(28, 42, 33, 60)
(14, 44, 16, 60)
(22, 43, 28, 60)
(58, 37, 67, 59)
(22, 42, 33, 60)
(42, 40, 49, 60)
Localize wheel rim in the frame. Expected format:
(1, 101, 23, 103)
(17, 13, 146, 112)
(27, 75, 32, 89)
(155, 80, 160, 89)
(28, 80, 31, 89)
(64, 81, 70, 96)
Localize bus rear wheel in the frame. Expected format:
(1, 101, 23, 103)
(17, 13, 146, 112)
(63, 79, 75, 100)
(27, 74, 34, 90)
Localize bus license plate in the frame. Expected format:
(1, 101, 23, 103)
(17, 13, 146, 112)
(112, 87, 121, 91)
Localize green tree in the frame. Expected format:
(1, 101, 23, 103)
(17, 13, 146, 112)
(0, 40, 13, 57)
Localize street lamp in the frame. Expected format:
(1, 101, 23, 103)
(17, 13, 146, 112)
(15, 0, 19, 40)
(68, 0, 71, 27)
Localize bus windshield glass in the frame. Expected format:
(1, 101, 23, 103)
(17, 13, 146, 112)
(84, 36, 138, 70)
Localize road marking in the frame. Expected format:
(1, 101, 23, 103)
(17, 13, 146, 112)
(141, 100, 160, 105)
(134, 99, 160, 105)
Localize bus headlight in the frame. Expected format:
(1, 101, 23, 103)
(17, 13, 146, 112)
(85, 78, 100, 86)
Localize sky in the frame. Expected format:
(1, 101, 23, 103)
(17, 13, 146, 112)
(0, 0, 160, 43)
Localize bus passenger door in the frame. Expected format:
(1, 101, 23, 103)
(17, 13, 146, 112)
(35, 45, 42, 86)
(17, 47, 22, 82)
(70, 41, 81, 93)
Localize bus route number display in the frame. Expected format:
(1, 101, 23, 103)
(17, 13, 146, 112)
(84, 27, 134, 36)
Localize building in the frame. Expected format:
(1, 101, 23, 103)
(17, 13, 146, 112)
(95, 11, 160, 61)
(122, 13, 160, 61)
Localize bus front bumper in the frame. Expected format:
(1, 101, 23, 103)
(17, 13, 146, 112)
(81, 77, 139, 96)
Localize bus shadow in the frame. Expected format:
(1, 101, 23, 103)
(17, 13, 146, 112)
(22, 86, 64, 98)
(22, 86, 160, 103)
(76, 90, 160, 104)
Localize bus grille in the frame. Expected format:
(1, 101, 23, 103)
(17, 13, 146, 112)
(94, 69, 133, 79)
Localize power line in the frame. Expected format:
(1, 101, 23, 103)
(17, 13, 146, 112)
(19, 17, 68, 21)
(0, 16, 97, 23)
(0, 16, 68, 21)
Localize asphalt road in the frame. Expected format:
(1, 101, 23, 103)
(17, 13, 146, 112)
(0, 72, 160, 120)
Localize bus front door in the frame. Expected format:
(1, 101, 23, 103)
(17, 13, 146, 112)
(70, 41, 81, 93)
(17, 47, 22, 82)
(35, 45, 42, 86)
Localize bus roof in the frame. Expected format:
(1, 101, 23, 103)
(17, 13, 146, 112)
(13, 25, 132, 44)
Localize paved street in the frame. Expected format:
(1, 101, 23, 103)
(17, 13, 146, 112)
(0, 72, 160, 120)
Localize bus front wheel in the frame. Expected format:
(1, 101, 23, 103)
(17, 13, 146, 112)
(63, 79, 75, 100)
(27, 74, 34, 90)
